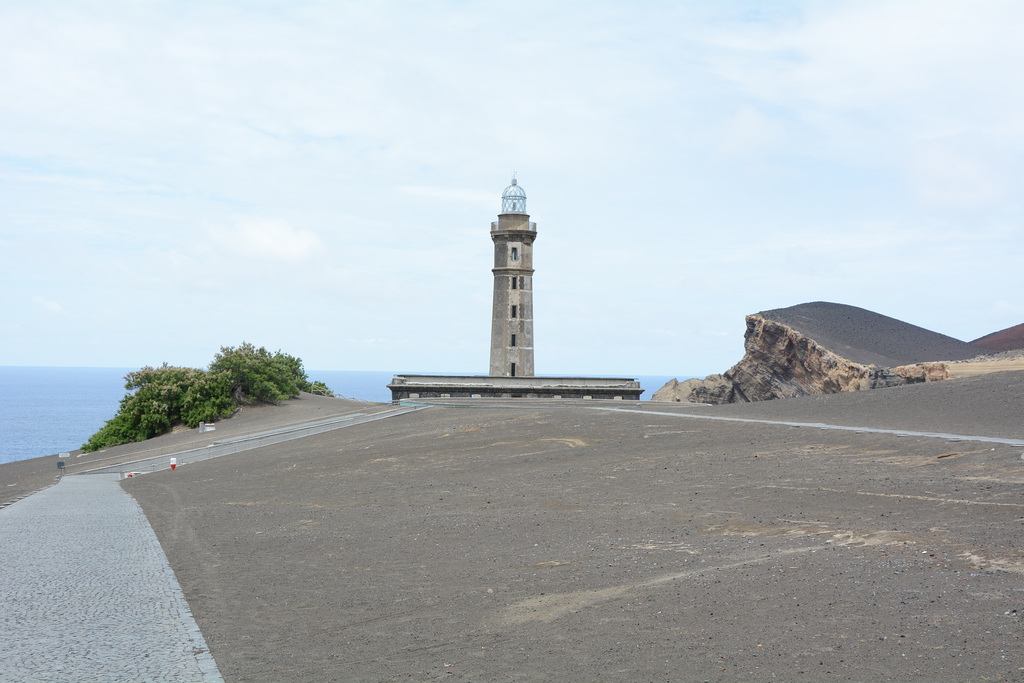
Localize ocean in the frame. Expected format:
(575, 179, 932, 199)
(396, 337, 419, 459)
(0, 367, 680, 465)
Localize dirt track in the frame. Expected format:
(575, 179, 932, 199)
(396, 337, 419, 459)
(122, 371, 1024, 681)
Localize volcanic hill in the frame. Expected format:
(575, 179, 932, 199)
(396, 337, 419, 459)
(758, 301, 980, 366)
(972, 321, 1024, 352)
(655, 301, 987, 404)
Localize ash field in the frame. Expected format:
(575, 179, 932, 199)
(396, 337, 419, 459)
(105, 372, 1024, 682)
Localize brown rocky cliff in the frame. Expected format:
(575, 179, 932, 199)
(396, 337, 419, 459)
(653, 315, 948, 404)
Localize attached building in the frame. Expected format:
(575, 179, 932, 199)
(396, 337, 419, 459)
(388, 375, 642, 401)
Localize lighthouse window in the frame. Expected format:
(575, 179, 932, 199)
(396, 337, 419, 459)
(511, 276, 517, 290)
(511, 247, 518, 261)
(510, 363, 516, 377)
(511, 334, 517, 347)
(511, 305, 517, 318)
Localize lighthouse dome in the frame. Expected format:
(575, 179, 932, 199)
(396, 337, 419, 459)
(501, 177, 527, 214)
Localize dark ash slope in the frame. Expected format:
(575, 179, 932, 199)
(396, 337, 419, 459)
(972, 322, 1024, 352)
(759, 301, 982, 367)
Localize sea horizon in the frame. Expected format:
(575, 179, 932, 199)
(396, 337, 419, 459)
(0, 366, 684, 465)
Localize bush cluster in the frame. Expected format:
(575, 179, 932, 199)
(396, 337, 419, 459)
(82, 343, 325, 452)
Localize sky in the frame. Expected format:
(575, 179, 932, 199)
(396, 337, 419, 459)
(1, 1, 1022, 377)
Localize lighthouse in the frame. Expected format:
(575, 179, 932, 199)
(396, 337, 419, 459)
(386, 175, 642, 402)
(489, 176, 536, 377)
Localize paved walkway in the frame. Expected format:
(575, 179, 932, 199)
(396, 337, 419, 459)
(0, 475, 222, 682)
(592, 405, 1024, 447)
(81, 405, 426, 477)
(403, 398, 1024, 448)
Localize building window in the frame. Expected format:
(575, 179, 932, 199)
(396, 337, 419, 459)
(511, 247, 518, 261)
(511, 305, 517, 318)
(510, 363, 516, 377)
(511, 276, 517, 290)
(511, 334, 517, 347)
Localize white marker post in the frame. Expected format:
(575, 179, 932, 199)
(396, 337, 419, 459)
(170, 457, 177, 472)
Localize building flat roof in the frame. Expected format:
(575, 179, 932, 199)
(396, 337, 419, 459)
(388, 375, 640, 388)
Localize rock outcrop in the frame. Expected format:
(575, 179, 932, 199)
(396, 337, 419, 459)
(654, 305, 958, 404)
(653, 375, 740, 404)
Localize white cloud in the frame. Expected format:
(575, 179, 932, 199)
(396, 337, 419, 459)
(907, 137, 1006, 207)
(399, 186, 495, 208)
(991, 301, 1024, 317)
(208, 217, 323, 264)
(32, 295, 65, 315)
(718, 105, 783, 156)
(701, 1, 1024, 207)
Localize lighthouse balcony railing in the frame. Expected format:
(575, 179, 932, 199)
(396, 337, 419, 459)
(491, 221, 537, 232)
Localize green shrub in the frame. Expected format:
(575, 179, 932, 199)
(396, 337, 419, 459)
(309, 380, 335, 397)
(82, 343, 318, 452)
(208, 343, 307, 405)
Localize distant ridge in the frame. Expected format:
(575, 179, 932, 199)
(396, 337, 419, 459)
(759, 302, 981, 367)
(971, 322, 1024, 352)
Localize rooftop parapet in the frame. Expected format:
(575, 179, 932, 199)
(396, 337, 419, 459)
(492, 220, 537, 232)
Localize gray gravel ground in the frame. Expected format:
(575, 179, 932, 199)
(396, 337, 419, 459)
(125, 371, 1024, 682)
(0, 475, 222, 682)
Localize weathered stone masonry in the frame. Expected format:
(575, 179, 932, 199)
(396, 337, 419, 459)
(489, 177, 536, 377)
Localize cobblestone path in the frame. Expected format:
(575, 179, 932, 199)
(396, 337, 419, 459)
(0, 474, 222, 682)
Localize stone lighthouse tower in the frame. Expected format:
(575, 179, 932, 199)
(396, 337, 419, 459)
(387, 176, 642, 402)
(489, 176, 536, 377)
